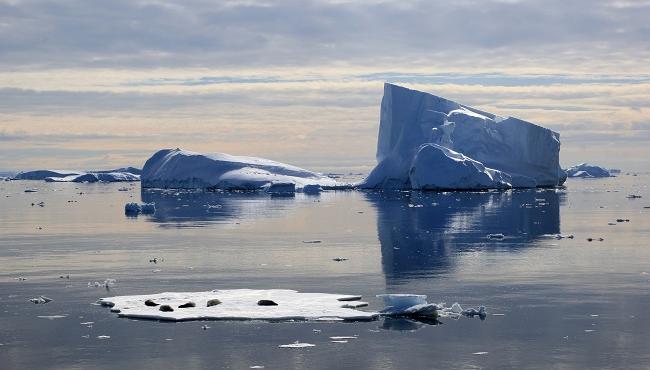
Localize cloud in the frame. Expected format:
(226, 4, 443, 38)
(0, 0, 649, 69)
(0, 0, 648, 171)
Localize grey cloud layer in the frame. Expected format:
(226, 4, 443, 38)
(1, 0, 649, 68)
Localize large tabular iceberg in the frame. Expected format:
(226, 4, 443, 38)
(141, 148, 340, 191)
(565, 163, 612, 178)
(360, 83, 566, 190)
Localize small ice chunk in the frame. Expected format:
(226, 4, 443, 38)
(462, 306, 487, 318)
(267, 183, 295, 194)
(125, 202, 140, 215)
(302, 184, 322, 194)
(450, 303, 463, 314)
(279, 341, 315, 348)
(29, 296, 53, 304)
(140, 203, 156, 214)
(377, 294, 427, 310)
(37, 315, 67, 320)
(125, 202, 155, 215)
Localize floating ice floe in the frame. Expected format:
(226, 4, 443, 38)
(98, 289, 377, 321)
(140, 148, 343, 191)
(359, 83, 566, 190)
(565, 163, 612, 178)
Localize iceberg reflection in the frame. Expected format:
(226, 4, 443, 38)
(140, 189, 316, 228)
(366, 189, 564, 283)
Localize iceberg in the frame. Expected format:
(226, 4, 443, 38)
(360, 83, 566, 190)
(565, 163, 612, 178)
(13, 170, 82, 180)
(140, 148, 340, 191)
(98, 289, 377, 321)
(45, 172, 140, 183)
(13, 168, 141, 182)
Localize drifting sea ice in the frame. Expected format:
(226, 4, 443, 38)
(98, 289, 377, 321)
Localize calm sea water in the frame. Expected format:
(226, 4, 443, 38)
(0, 175, 649, 369)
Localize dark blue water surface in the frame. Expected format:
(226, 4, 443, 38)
(0, 176, 649, 369)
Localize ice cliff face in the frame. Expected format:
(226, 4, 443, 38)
(141, 149, 339, 190)
(361, 83, 566, 190)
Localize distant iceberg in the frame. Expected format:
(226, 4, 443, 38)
(140, 148, 341, 191)
(13, 168, 141, 182)
(565, 163, 612, 178)
(360, 83, 566, 190)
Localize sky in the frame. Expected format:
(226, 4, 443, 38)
(1, 0, 649, 173)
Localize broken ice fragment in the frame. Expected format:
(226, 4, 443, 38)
(279, 341, 315, 348)
(29, 296, 53, 304)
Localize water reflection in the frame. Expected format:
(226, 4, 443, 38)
(381, 317, 442, 331)
(140, 189, 317, 228)
(366, 189, 565, 283)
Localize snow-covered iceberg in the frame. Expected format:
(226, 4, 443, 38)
(98, 289, 376, 321)
(13, 170, 82, 180)
(141, 148, 340, 191)
(45, 172, 140, 183)
(13, 168, 141, 182)
(360, 83, 566, 190)
(565, 163, 612, 178)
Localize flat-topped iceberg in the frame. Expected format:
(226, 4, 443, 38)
(141, 148, 340, 191)
(13, 168, 141, 182)
(98, 289, 376, 321)
(360, 83, 566, 190)
(565, 163, 612, 178)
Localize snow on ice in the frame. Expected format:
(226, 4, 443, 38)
(98, 289, 377, 321)
(140, 149, 341, 191)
